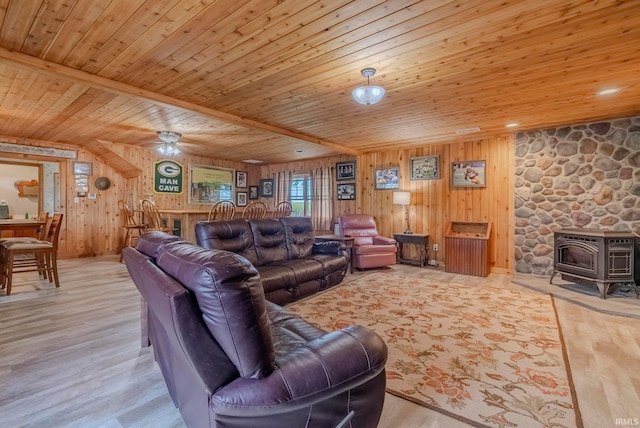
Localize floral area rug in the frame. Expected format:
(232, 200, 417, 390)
(289, 273, 583, 428)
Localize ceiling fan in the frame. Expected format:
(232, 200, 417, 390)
(156, 130, 182, 156)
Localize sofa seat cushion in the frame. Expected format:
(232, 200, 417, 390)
(274, 258, 324, 285)
(354, 244, 397, 255)
(156, 241, 275, 379)
(309, 254, 347, 275)
(255, 265, 297, 295)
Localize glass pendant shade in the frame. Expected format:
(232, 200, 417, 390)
(352, 67, 385, 105)
(156, 143, 181, 156)
(352, 86, 385, 105)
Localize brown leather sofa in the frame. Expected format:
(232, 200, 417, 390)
(123, 231, 387, 428)
(195, 216, 348, 305)
(338, 214, 397, 269)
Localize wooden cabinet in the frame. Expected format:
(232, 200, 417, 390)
(445, 222, 491, 277)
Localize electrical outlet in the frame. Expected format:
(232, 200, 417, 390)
(433, 243, 438, 251)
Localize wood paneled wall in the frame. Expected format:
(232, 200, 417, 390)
(355, 136, 515, 273)
(263, 136, 515, 273)
(0, 137, 260, 259)
(261, 154, 359, 233)
(2, 135, 515, 273)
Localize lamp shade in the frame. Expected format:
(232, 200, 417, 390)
(393, 191, 410, 205)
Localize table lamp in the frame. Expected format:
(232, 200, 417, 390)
(393, 191, 412, 234)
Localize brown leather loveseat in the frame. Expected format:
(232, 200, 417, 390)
(195, 216, 348, 305)
(123, 231, 387, 428)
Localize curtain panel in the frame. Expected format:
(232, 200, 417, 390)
(274, 171, 292, 203)
(310, 166, 333, 231)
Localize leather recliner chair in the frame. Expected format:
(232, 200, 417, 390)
(338, 214, 397, 269)
(123, 231, 388, 428)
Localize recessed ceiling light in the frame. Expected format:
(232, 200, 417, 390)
(242, 159, 263, 164)
(596, 87, 620, 96)
(505, 122, 519, 128)
(295, 149, 303, 153)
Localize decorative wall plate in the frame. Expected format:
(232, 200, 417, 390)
(95, 177, 111, 191)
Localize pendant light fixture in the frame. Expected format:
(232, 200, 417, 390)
(352, 68, 385, 105)
(156, 130, 182, 156)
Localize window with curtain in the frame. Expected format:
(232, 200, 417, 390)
(275, 167, 332, 229)
(290, 173, 311, 216)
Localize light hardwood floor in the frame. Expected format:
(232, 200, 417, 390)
(1, 256, 638, 428)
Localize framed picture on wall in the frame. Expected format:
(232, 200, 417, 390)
(249, 185, 259, 199)
(72, 161, 92, 176)
(237, 192, 247, 207)
(259, 179, 274, 197)
(337, 183, 356, 200)
(336, 161, 356, 181)
(451, 160, 487, 188)
(374, 167, 399, 190)
(236, 171, 247, 188)
(410, 155, 440, 180)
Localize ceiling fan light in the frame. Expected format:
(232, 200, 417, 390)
(157, 130, 182, 143)
(156, 143, 181, 156)
(156, 130, 182, 156)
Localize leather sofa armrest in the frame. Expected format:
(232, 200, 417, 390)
(373, 236, 396, 245)
(210, 325, 387, 417)
(312, 241, 345, 255)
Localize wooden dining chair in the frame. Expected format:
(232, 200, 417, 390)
(140, 199, 173, 233)
(0, 213, 63, 296)
(119, 200, 147, 262)
(242, 201, 268, 220)
(207, 200, 236, 221)
(272, 201, 292, 218)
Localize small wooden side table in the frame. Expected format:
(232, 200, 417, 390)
(394, 233, 430, 268)
(314, 234, 355, 274)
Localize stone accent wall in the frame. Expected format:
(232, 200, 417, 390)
(514, 116, 640, 275)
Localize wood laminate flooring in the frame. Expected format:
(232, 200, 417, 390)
(1, 256, 638, 427)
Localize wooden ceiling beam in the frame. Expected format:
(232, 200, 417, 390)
(0, 47, 360, 156)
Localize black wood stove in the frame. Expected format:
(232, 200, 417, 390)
(550, 228, 639, 299)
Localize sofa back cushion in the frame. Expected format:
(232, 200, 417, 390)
(195, 219, 259, 266)
(136, 230, 183, 259)
(156, 241, 275, 379)
(249, 219, 289, 264)
(280, 216, 314, 259)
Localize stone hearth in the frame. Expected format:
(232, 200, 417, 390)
(515, 116, 640, 275)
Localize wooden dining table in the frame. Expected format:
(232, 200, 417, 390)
(0, 218, 46, 238)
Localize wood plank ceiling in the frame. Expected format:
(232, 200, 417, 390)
(0, 0, 638, 164)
